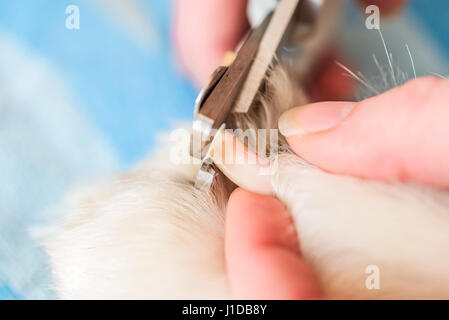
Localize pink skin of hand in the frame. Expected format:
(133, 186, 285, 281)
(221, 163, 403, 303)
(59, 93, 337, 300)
(226, 188, 323, 300)
(281, 77, 449, 188)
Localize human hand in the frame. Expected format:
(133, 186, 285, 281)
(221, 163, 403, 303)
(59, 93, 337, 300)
(278, 77, 449, 187)
(226, 76, 448, 299)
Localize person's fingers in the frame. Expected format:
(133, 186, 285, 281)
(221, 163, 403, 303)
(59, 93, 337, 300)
(225, 188, 323, 300)
(173, 0, 249, 86)
(279, 77, 449, 187)
(356, 0, 409, 16)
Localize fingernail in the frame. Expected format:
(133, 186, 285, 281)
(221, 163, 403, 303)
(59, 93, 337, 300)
(278, 102, 356, 137)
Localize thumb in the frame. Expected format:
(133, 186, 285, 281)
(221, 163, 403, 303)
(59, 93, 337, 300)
(279, 77, 449, 187)
(225, 188, 322, 300)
